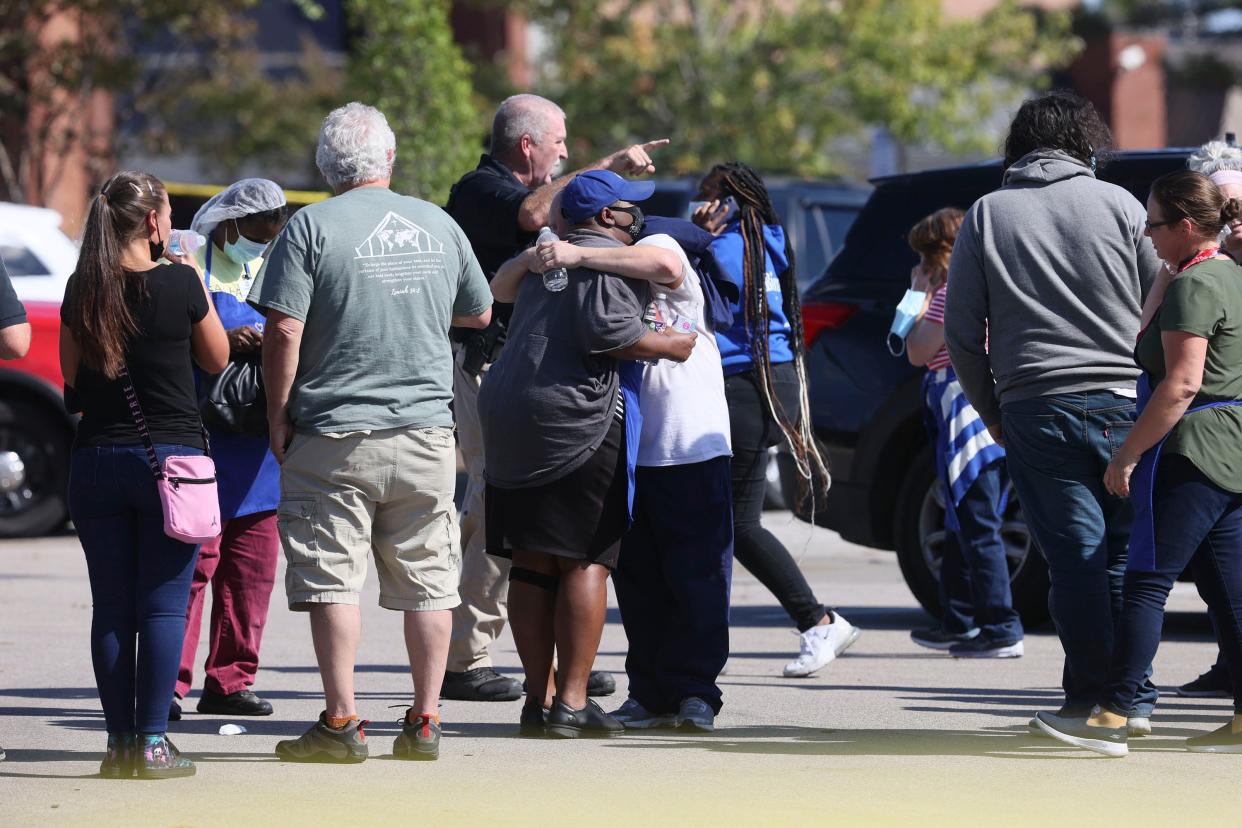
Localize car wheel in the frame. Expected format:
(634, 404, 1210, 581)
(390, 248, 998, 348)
(0, 398, 71, 537)
(894, 447, 1050, 629)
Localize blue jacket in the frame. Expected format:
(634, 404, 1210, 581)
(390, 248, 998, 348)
(710, 222, 795, 375)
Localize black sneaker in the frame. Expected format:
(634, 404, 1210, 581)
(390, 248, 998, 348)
(137, 734, 196, 779)
(1186, 723, 1242, 753)
(168, 700, 182, 722)
(544, 698, 625, 739)
(275, 713, 369, 763)
(99, 732, 135, 779)
(1177, 667, 1232, 699)
(587, 670, 617, 697)
(392, 710, 440, 761)
(910, 626, 979, 651)
(948, 635, 1024, 659)
(519, 701, 548, 738)
(1034, 711, 1128, 757)
(441, 668, 522, 702)
(196, 688, 274, 716)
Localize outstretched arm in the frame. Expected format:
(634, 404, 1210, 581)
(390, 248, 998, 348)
(535, 241, 683, 289)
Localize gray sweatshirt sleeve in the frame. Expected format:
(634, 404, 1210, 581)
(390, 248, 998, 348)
(944, 212, 1001, 427)
(1132, 213, 1163, 300)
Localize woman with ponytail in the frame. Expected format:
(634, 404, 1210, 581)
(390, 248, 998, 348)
(692, 162, 858, 677)
(60, 171, 228, 778)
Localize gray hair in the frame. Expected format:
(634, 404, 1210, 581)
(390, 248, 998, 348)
(490, 94, 565, 156)
(1187, 140, 1242, 176)
(316, 102, 397, 189)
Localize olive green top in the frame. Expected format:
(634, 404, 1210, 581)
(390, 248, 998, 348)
(1136, 256, 1242, 492)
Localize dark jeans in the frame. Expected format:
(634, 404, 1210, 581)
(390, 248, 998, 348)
(70, 443, 203, 735)
(1001, 390, 1157, 716)
(938, 459, 1024, 642)
(615, 457, 734, 714)
(726, 364, 827, 632)
(1104, 455, 1242, 715)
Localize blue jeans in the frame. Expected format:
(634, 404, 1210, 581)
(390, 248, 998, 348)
(939, 460, 1024, 642)
(1105, 455, 1242, 715)
(69, 443, 203, 735)
(1001, 391, 1158, 716)
(615, 457, 734, 714)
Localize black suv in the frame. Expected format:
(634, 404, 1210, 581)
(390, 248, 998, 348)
(779, 149, 1191, 626)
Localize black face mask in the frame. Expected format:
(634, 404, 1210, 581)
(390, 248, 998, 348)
(149, 228, 165, 262)
(609, 205, 646, 241)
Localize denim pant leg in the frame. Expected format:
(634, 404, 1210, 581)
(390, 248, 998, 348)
(953, 459, 1023, 641)
(938, 529, 976, 634)
(71, 448, 141, 735)
(1105, 455, 1242, 715)
(1002, 392, 1150, 715)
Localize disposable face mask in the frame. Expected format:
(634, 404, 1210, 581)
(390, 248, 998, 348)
(886, 289, 926, 356)
(224, 220, 269, 263)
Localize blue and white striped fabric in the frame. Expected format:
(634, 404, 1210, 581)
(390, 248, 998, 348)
(923, 367, 1006, 523)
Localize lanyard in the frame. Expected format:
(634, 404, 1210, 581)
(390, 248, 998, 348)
(204, 243, 252, 291)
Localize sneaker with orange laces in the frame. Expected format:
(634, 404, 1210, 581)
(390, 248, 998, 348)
(393, 710, 440, 761)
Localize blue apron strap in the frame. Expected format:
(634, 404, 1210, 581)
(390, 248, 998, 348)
(204, 242, 213, 290)
(1128, 371, 1242, 572)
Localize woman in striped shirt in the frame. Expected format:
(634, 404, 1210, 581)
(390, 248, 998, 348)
(904, 208, 1025, 658)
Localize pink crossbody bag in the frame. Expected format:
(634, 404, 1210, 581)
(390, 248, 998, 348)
(120, 364, 221, 544)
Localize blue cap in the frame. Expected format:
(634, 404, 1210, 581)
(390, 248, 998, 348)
(561, 170, 656, 224)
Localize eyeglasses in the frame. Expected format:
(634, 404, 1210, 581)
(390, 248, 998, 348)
(1144, 218, 1177, 231)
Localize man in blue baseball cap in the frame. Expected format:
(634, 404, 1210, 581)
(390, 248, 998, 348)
(478, 171, 696, 738)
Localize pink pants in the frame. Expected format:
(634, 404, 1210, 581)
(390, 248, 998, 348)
(176, 511, 279, 698)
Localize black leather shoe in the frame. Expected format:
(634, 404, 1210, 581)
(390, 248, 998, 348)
(168, 700, 182, 721)
(544, 698, 624, 739)
(519, 701, 548, 738)
(587, 670, 616, 697)
(441, 668, 523, 702)
(196, 689, 274, 716)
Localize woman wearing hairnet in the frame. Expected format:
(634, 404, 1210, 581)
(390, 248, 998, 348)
(171, 179, 288, 720)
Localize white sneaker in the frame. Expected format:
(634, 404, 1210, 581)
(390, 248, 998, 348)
(783, 613, 861, 677)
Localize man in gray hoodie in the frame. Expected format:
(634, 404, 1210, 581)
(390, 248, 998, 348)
(944, 91, 1163, 726)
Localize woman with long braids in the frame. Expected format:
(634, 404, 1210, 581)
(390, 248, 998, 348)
(693, 162, 859, 677)
(61, 171, 228, 778)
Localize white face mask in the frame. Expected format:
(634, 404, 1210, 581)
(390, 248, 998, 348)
(886, 289, 927, 356)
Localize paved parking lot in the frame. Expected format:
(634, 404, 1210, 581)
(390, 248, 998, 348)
(0, 514, 1235, 827)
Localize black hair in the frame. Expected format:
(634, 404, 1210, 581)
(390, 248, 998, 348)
(706, 161, 828, 492)
(1002, 90, 1113, 170)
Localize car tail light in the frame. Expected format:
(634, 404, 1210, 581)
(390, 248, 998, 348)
(801, 300, 858, 348)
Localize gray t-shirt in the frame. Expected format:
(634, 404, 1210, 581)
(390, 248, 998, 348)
(249, 186, 491, 433)
(479, 229, 648, 488)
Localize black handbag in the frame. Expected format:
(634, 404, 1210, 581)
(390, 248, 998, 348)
(198, 355, 268, 437)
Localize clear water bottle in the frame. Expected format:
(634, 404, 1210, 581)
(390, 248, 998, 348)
(537, 227, 569, 292)
(169, 229, 206, 257)
(643, 292, 670, 332)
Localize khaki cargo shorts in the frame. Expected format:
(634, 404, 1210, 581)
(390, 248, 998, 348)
(278, 425, 462, 612)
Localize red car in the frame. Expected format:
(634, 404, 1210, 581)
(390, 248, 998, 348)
(0, 299, 73, 536)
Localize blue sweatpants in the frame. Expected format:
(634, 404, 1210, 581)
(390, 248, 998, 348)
(614, 456, 734, 714)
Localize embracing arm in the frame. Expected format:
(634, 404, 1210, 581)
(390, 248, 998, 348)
(517, 140, 671, 232)
(262, 310, 305, 464)
(608, 329, 696, 363)
(490, 249, 538, 303)
(536, 241, 683, 289)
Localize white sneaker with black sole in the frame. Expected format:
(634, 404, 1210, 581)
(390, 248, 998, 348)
(783, 612, 861, 678)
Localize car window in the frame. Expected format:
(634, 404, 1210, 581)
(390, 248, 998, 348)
(801, 203, 860, 282)
(0, 245, 52, 277)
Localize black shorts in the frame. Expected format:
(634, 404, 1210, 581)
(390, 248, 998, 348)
(486, 415, 628, 569)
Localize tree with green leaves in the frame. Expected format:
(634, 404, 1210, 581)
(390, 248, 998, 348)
(521, 0, 1081, 176)
(344, 0, 482, 203)
(0, 0, 270, 204)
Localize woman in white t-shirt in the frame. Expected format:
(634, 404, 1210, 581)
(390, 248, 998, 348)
(534, 219, 735, 731)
